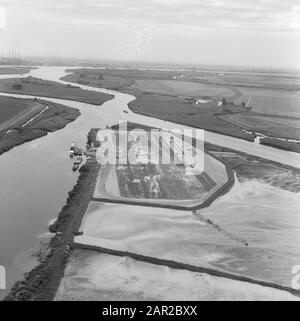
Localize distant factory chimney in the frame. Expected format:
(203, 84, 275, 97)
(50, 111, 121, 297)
(0, 50, 22, 65)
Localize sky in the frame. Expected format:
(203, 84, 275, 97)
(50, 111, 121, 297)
(0, 0, 299, 69)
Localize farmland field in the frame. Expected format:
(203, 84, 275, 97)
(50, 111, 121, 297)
(0, 98, 80, 155)
(219, 114, 300, 140)
(134, 79, 235, 98)
(0, 77, 113, 106)
(233, 87, 300, 117)
(128, 93, 255, 141)
(76, 174, 300, 288)
(0, 67, 33, 75)
(64, 67, 300, 151)
(0, 96, 31, 125)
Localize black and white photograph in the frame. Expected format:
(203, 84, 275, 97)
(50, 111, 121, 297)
(0, 0, 300, 306)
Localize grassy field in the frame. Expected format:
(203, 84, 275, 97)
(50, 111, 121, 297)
(64, 67, 300, 90)
(63, 68, 300, 151)
(64, 68, 237, 99)
(260, 137, 300, 153)
(209, 148, 300, 192)
(0, 99, 80, 155)
(0, 96, 32, 125)
(134, 79, 236, 98)
(233, 87, 300, 117)
(0, 77, 113, 105)
(129, 93, 255, 141)
(63, 69, 134, 91)
(190, 69, 300, 91)
(219, 114, 300, 140)
(62, 69, 255, 141)
(0, 67, 34, 75)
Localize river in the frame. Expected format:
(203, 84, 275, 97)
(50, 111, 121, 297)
(0, 66, 299, 298)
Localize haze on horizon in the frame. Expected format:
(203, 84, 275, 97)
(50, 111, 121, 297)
(0, 0, 299, 70)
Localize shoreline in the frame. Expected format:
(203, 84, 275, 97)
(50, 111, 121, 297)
(2, 71, 299, 301)
(0, 76, 114, 107)
(0, 74, 115, 156)
(4, 141, 100, 301)
(260, 137, 300, 153)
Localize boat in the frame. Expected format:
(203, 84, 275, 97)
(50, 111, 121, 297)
(69, 142, 77, 157)
(70, 142, 77, 150)
(72, 163, 79, 171)
(76, 148, 83, 156)
(72, 156, 83, 171)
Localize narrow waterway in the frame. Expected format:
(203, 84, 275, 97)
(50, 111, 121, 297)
(0, 66, 299, 298)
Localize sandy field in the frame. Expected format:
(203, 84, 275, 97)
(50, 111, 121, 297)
(93, 131, 229, 208)
(0, 77, 113, 106)
(76, 175, 300, 287)
(55, 250, 299, 301)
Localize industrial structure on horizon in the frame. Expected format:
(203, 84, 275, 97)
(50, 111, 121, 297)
(0, 51, 22, 65)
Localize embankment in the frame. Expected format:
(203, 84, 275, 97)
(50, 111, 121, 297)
(4, 139, 99, 301)
(0, 77, 114, 106)
(260, 137, 300, 154)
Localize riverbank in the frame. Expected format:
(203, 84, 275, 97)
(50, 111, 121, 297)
(62, 69, 256, 142)
(4, 140, 100, 301)
(204, 141, 300, 192)
(72, 133, 300, 294)
(0, 67, 35, 75)
(0, 74, 115, 155)
(0, 76, 113, 105)
(5, 126, 300, 300)
(0, 99, 80, 155)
